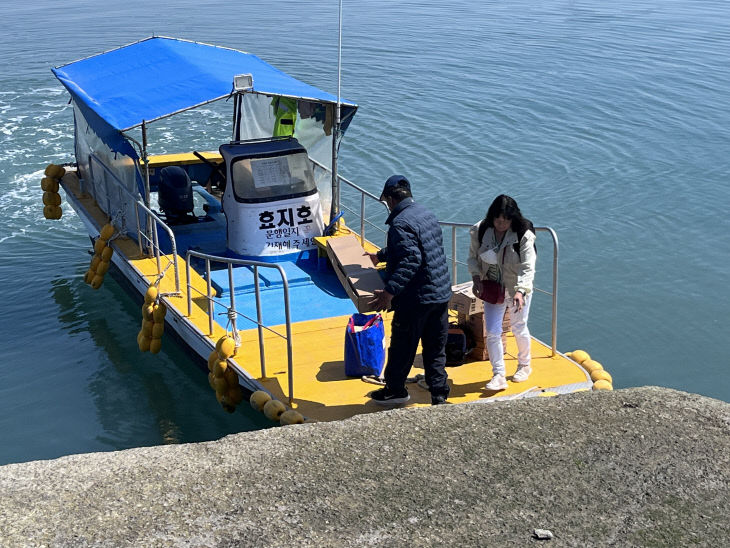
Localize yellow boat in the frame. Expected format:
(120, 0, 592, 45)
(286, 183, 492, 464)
(45, 37, 608, 425)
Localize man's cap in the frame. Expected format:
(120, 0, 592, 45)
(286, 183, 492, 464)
(379, 174, 411, 201)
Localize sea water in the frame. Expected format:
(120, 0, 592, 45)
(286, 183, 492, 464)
(1, 0, 728, 465)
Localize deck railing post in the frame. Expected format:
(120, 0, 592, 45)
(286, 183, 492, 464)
(253, 265, 267, 378)
(451, 226, 457, 285)
(186, 254, 192, 317)
(152, 221, 161, 276)
(134, 202, 143, 257)
(227, 263, 238, 339)
(206, 259, 213, 335)
(360, 193, 365, 246)
(169, 235, 180, 293)
(278, 265, 294, 407)
(185, 250, 294, 404)
(549, 228, 559, 356)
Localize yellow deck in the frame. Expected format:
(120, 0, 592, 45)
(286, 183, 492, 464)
(60, 170, 591, 424)
(234, 315, 589, 421)
(145, 151, 223, 167)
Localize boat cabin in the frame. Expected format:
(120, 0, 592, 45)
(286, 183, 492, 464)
(143, 137, 325, 260)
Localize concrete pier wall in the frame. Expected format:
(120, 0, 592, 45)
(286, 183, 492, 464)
(0, 386, 728, 546)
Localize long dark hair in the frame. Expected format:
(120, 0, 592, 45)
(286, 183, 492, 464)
(478, 194, 530, 243)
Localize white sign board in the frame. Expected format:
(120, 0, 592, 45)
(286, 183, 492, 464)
(225, 192, 324, 256)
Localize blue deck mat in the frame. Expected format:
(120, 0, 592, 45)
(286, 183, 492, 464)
(208, 261, 313, 294)
(208, 261, 357, 328)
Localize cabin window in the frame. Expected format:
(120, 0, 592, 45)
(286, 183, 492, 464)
(230, 151, 316, 203)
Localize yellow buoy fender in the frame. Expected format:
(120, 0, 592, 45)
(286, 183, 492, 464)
(141, 320, 153, 337)
(42, 191, 61, 206)
(149, 339, 162, 354)
(217, 336, 236, 359)
(43, 205, 60, 219)
(100, 223, 115, 240)
(227, 385, 244, 406)
(41, 177, 59, 192)
(591, 369, 613, 383)
(571, 350, 590, 364)
(96, 261, 110, 276)
(250, 390, 272, 412)
(152, 302, 167, 322)
(44, 164, 65, 178)
(84, 269, 95, 284)
(223, 367, 238, 387)
(582, 359, 604, 374)
(593, 379, 613, 391)
(138, 335, 151, 352)
(93, 238, 107, 255)
(208, 372, 216, 389)
(144, 285, 158, 304)
(151, 322, 164, 338)
(280, 410, 304, 425)
(207, 351, 218, 372)
(213, 360, 228, 377)
(263, 399, 286, 421)
(142, 304, 155, 322)
(90, 275, 104, 289)
(212, 376, 228, 393)
(90, 255, 101, 271)
(101, 246, 113, 262)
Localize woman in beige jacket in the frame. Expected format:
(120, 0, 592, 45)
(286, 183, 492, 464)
(467, 195, 536, 391)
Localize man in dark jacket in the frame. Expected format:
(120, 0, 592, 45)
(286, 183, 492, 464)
(368, 175, 452, 405)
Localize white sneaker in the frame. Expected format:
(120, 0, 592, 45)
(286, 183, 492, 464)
(485, 374, 508, 391)
(513, 365, 532, 382)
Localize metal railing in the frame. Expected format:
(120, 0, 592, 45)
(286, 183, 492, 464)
(312, 159, 560, 356)
(312, 158, 390, 247)
(85, 152, 558, 403)
(437, 222, 559, 355)
(185, 250, 295, 405)
(88, 153, 180, 293)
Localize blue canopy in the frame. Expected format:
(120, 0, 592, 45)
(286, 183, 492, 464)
(52, 36, 356, 132)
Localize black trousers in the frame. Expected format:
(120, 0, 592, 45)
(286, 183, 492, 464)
(384, 301, 450, 397)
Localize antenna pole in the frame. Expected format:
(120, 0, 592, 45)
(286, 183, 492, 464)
(330, 0, 343, 227)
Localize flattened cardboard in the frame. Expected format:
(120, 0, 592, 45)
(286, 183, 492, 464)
(326, 234, 373, 270)
(326, 235, 385, 313)
(449, 281, 480, 316)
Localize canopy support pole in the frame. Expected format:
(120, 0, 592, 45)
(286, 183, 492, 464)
(141, 121, 151, 209)
(329, 0, 343, 227)
(141, 120, 154, 258)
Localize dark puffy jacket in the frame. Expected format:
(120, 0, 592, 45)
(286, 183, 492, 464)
(376, 198, 452, 306)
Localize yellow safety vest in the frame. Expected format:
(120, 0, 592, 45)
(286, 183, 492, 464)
(271, 97, 297, 137)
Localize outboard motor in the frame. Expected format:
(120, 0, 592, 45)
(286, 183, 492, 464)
(158, 166, 194, 223)
(219, 138, 324, 257)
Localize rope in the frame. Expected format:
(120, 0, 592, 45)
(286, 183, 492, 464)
(110, 209, 127, 236)
(221, 308, 242, 347)
(150, 261, 173, 287)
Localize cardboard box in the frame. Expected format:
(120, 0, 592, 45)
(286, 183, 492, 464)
(449, 281, 480, 316)
(463, 311, 509, 361)
(326, 234, 385, 313)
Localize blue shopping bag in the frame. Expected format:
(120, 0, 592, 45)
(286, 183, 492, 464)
(344, 313, 386, 377)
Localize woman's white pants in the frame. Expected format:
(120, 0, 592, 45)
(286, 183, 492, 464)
(484, 292, 532, 376)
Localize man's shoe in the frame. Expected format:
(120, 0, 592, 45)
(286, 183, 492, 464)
(485, 374, 508, 391)
(371, 387, 410, 405)
(431, 394, 447, 406)
(513, 365, 532, 382)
